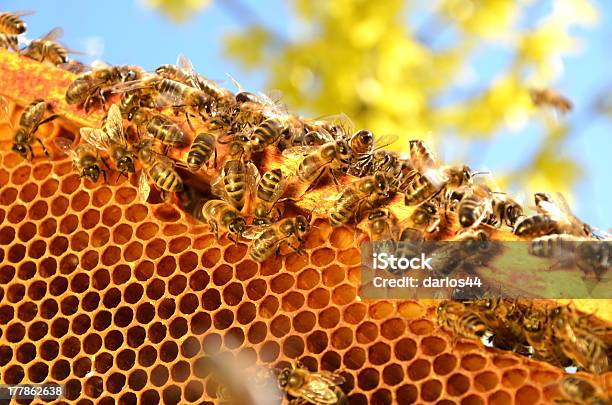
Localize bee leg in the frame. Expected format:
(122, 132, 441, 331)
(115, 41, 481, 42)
(213, 147, 218, 169)
(101, 169, 108, 183)
(330, 169, 342, 192)
(185, 113, 195, 132)
(35, 137, 50, 160)
(26, 144, 34, 161)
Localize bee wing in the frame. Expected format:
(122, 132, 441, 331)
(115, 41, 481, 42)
(40, 27, 64, 42)
(314, 371, 345, 386)
(268, 178, 287, 205)
(282, 146, 318, 158)
(299, 379, 339, 404)
(245, 161, 261, 197)
(80, 127, 109, 151)
(6, 10, 35, 17)
(103, 104, 127, 145)
(108, 78, 150, 94)
(242, 225, 270, 240)
(138, 171, 151, 203)
(53, 137, 78, 160)
(423, 167, 449, 189)
(210, 176, 227, 199)
(225, 73, 244, 93)
(316, 113, 354, 138)
(176, 53, 195, 72)
(373, 133, 399, 150)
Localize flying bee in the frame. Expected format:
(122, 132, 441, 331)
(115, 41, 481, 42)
(530, 88, 573, 114)
(436, 301, 487, 342)
(404, 164, 473, 206)
(457, 185, 494, 228)
(282, 139, 352, 192)
(556, 376, 610, 405)
(0, 11, 33, 35)
(252, 168, 286, 225)
(12, 99, 59, 160)
(514, 192, 592, 238)
(134, 139, 183, 202)
(277, 364, 346, 405)
(186, 132, 217, 171)
(54, 137, 106, 183)
(124, 106, 185, 147)
(522, 306, 571, 368)
(244, 215, 310, 262)
(551, 306, 609, 373)
(66, 63, 143, 111)
(0, 33, 18, 51)
(201, 199, 247, 243)
(211, 159, 260, 212)
(80, 103, 135, 176)
(21, 27, 75, 65)
(329, 172, 390, 227)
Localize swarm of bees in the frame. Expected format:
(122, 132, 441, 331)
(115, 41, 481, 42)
(437, 299, 612, 374)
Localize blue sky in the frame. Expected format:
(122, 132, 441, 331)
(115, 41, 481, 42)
(4, 0, 611, 229)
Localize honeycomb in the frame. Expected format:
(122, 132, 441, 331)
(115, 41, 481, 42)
(0, 48, 610, 404)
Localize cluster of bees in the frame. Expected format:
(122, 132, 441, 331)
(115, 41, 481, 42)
(438, 299, 611, 375)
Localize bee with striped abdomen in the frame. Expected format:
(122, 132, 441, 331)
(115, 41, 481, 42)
(244, 215, 310, 262)
(54, 137, 106, 183)
(201, 199, 247, 243)
(329, 172, 390, 227)
(186, 132, 217, 171)
(211, 159, 260, 212)
(22, 27, 73, 65)
(252, 168, 286, 225)
(0, 11, 32, 35)
(134, 139, 183, 202)
(12, 99, 59, 160)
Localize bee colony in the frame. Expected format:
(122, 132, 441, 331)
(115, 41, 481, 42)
(0, 11, 611, 405)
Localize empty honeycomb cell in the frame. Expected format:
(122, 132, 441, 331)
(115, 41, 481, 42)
(93, 311, 112, 331)
(319, 306, 341, 329)
(447, 373, 471, 396)
(106, 372, 127, 394)
(0, 305, 13, 324)
(259, 295, 279, 318)
(17, 221, 36, 241)
(331, 327, 353, 350)
(178, 294, 199, 315)
(461, 353, 487, 371)
(170, 317, 189, 338)
(9, 204, 27, 223)
(71, 273, 90, 294)
(223, 242, 247, 263)
(80, 251, 99, 272)
(158, 298, 176, 319)
(16, 342, 36, 363)
(28, 280, 47, 300)
(169, 236, 190, 254)
(126, 204, 149, 222)
(115, 186, 137, 204)
(61, 173, 81, 194)
(180, 336, 201, 359)
(146, 280, 165, 301)
(64, 378, 82, 401)
(282, 335, 305, 358)
(17, 301, 36, 321)
(311, 247, 335, 266)
(369, 300, 394, 320)
(271, 273, 295, 294)
(105, 330, 125, 351)
(135, 260, 155, 281)
(90, 186, 111, 207)
(270, 314, 291, 338)
(356, 321, 379, 344)
(159, 341, 179, 363)
(202, 289, 222, 311)
(51, 317, 69, 338)
(284, 252, 308, 272)
(85, 375, 104, 398)
(101, 246, 121, 266)
(51, 196, 70, 217)
(236, 302, 256, 325)
(203, 333, 222, 354)
(91, 226, 111, 247)
(329, 226, 353, 249)
(72, 314, 92, 335)
(11, 165, 31, 185)
(29, 361, 50, 382)
(40, 298, 58, 319)
(0, 168, 8, 187)
(461, 394, 485, 405)
(434, 353, 458, 376)
(18, 261, 36, 280)
(171, 360, 191, 383)
(82, 291, 101, 312)
(62, 336, 81, 358)
(127, 325, 146, 348)
(247, 321, 267, 344)
(141, 389, 161, 403)
(93, 269, 111, 290)
(84, 334, 103, 355)
(221, 282, 244, 306)
(128, 369, 148, 390)
(144, 238, 166, 260)
(27, 239, 46, 259)
(113, 223, 133, 244)
(193, 234, 215, 249)
(421, 379, 443, 401)
(321, 264, 344, 287)
(332, 283, 356, 305)
(157, 255, 177, 276)
(212, 265, 234, 287)
(305, 330, 328, 355)
(261, 255, 283, 275)
(337, 247, 360, 265)
(213, 308, 234, 330)
(321, 350, 342, 371)
(115, 306, 135, 327)
(18, 182, 38, 202)
(501, 368, 528, 389)
(40, 178, 59, 197)
(8, 284, 25, 303)
(103, 287, 122, 308)
(94, 352, 115, 374)
(100, 206, 122, 228)
(282, 291, 305, 313)
(0, 186, 18, 205)
(223, 326, 245, 350)
(492, 355, 519, 368)
(409, 319, 436, 337)
(28, 321, 48, 341)
(112, 264, 131, 286)
(530, 369, 560, 384)
(41, 340, 60, 361)
(70, 230, 89, 251)
(50, 276, 69, 296)
(153, 204, 180, 222)
(489, 390, 513, 405)
(27, 200, 47, 220)
(0, 265, 15, 284)
(235, 259, 258, 281)
(3, 364, 25, 384)
(408, 358, 431, 381)
(184, 380, 204, 402)
(358, 367, 380, 391)
(0, 345, 11, 367)
(73, 357, 92, 378)
(371, 388, 393, 405)
(307, 287, 330, 309)
(71, 190, 91, 211)
(178, 251, 198, 273)
(474, 370, 498, 392)
(422, 336, 447, 356)
(138, 345, 158, 367)
(163, 385, 182, 405)
(59, 254, 79, 275)
(369, 342, 391, 365)
(163, 223, 188, 236)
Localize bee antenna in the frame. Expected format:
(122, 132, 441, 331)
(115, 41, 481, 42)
(471, 171, 491, 177)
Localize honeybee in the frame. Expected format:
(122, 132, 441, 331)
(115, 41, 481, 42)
(329, 172, 390, 226)
(551, 306, 609, 373)
(12, 99, 59, 160)
(22, 27, 72, 65)
(80, 104, 135, 176)
(0, 11, 32, 34)
(367, 208, 398, 241)
(482, 193, 525, 228)
(282, 139, 352, 192)
(514, 192, 592, 238)
(211, 159, 260, 211)
(465, 298, 527, 353)
(66, 63, 143, 111)
(124, 106, 185, 147)
(404, 165, 473, 206)
(186, 132, 217, 171)
(249, 118, 285, 152)
(410, 199, 442, 233)
(277, 364, 346, 405)
(556, 375, 610, 405)
(530, 88, 573, 114)
(522, 306, 571, 368)
(252, 168, 286, 225)
(457, 185, 493, 228)
(346, 131, 399, 177)
(244, 215, 310, 262)
(134, 139, 183, 202)
(0, 33, 18, 51)
(392, 227, 425, 273)
(54, 137, 106, 183)
(436, 301, 487, 341)
(201, 199, 247, 243)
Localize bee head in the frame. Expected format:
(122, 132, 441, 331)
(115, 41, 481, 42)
(83, 166, 101, 182)
(335, 140, 352, 164)
(294, 216, 310, 237)
(373, 173, 389, 196)
(11, 142, 28, 158)
(117, 156, 135, 173)
(229, 218, 247, 237)
(277, 369, 291, 388)
(352, 129, 373, 150)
